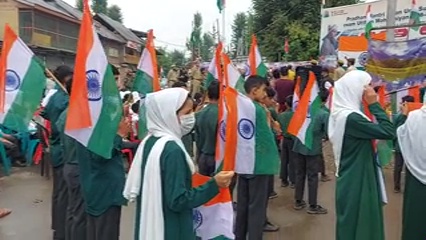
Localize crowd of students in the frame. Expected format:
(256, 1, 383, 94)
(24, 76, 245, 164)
(0, 60, 425, 240)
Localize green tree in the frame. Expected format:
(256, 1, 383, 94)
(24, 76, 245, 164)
(200, 33, 215, 61)
(156, 47, 172, 75)
(324, 0, 358, 8)
(245, 12, 255, 54)
(169, 49, 187, 66)
(92, 0, 108, 14)
(231, 12, 247, 57)
(76, 0, 83, 11)
(107, 5, 123, 23)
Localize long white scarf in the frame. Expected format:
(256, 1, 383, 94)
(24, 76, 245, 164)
(328, 70, 371, 176)
(123, 88, 195, 240)
(397, 98, 426, 184)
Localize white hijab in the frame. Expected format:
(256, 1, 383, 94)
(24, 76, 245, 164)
(397, 95, 426, 184)
(123, 88, 195, 240)
(328, 70, 372, 176)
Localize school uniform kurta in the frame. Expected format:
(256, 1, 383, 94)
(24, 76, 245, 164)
(76, 136, 127, 216)
(135, 136, 219, 240)
(336, 103, 394, 240)
(194, 103, 218, 155)
(41, 89, 69, 167)
(402, 169, 426, 240)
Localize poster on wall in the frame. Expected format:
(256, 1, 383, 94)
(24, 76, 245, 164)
(319, 0, 426, 68)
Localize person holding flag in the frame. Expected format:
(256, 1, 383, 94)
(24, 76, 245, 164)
(397, 93, 426, 240)
(123, 88, 234, 240)
(328, 70, 395, 240)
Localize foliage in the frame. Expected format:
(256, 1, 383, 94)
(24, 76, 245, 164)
(231, 12, 247, 57)
(157, 48, 188, 74)
(187, 12, 203, 59)
(107, 5, 123, 23)
(76, 0, 83, 11)
(91, 0, 108, 14)
(200, 33, 215, 61)
(250, 0, 357, 61)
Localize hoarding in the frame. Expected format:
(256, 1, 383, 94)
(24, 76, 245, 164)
(320, 0, 426, 68)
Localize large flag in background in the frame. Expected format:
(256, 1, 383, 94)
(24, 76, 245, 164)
(0, 24, 45, 132)
(247, 35, 268, 78)
(192, 173, 234, 240)
(133, 29, 160, 138)
(222, 53, 245, 92)
(65, 0, 123, 159)
(390, 86, 420, 113)
(288, 71, 322, 149)
(223, 87, 279, 174)
(217, 0, 225, 13)
(364, 5, 373, 39)
(205, 42, 223, 90)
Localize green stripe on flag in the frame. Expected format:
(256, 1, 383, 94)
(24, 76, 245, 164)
(204, 72, 216, 90)
(409, 11, 421, 30)
(304, 96, 323, 150)
(2, 57, 45, 132)
(365, 21, 373, 39)
(133, 70, 154, 95)
(257, 63, 268, 78)
(87, 65, 123, 158)
(253, 102, 280, 175)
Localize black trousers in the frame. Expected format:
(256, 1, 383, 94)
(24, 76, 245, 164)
(63, 164, 86, 240)
(294, 154, 319, 206)
(198, 153, 215, 177)
(280, 138, 296, 184)
(235, 175, 269, 240)
(319, 154, 326, 175)
(52, 165, 68, 240)
(268, 175, 275, 196)
(394, 152, 405, 189)
(87, 206, 122, 240)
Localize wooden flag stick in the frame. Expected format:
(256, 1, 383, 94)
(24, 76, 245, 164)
(44, 68, 68, 93)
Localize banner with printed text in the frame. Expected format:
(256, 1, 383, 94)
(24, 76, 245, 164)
(320, 0, 426, 68)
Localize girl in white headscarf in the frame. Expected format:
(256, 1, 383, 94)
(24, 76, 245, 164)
(397, 94, 426, 240)
(328, 70, 395, 240)
(123, 88, 234, 240)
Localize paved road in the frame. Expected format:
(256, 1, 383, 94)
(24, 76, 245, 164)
(0, 166, 403, 240)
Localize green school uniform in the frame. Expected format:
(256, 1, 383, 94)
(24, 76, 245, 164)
(292, 107, 329, 156)
(277, 110, 294, 139)
(134, 136, 219, 240)
(195, 103, 218, 155)
(393, 114, 407, 153)
(336, 103, 395, 240)
(41, 89, 69, 167)
(402, 169, 426, 240)
(76, 135, 127, 216)
(268, 107, 278, 121)
(56, 109, 78, 165)
(182, 133, 194, 157)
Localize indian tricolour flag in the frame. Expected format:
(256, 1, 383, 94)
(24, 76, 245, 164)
(409, 0, 421, 31)
(288, 71, 322, 149)
(0, 24, 45, 132)
(223, 87, 279, 174)
(217, 0, 225, 13)
(365, 5, 373, 39)
(205, 42, 223, 90)
(65, 0, 123, 159)
(133, 29, 160, 138)
(222, 52, 245, 93)
(247, 35, 268, 78)
(192, 173, 234, 240)
(390, 86, 420, 114)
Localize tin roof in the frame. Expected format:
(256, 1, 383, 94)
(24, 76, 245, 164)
(94, 13, 142, 44)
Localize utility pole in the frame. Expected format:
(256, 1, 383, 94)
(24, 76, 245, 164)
(386, 0, 396, 41)
(216, 19, 221, 44)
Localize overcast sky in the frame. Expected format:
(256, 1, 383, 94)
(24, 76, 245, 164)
(63, 0, 252, 52)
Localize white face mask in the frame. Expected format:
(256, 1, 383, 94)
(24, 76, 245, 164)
(179, 113, 195, 136)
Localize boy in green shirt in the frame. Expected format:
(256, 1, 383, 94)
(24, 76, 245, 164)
(194, 81, 220, 176)
(277, 95, 296, 188)
(292, 92, 329, 214)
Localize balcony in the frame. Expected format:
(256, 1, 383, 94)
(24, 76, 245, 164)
(123, 54, 139, 65)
